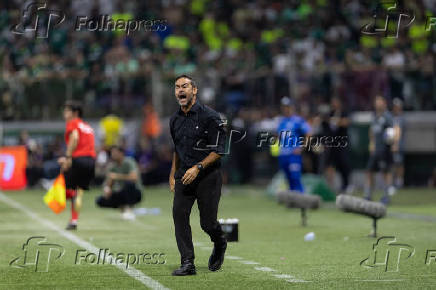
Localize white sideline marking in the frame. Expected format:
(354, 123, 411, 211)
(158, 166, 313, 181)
(286, 279, 310, 283)
(273, 274, 294, 279)
(239, 260, 260, 265)
(226, 255, 242, 260)
(0, 192, 169, 290)
(356, 279, 405, 282)
(196, 243, 309, 282)
(254, 267, 276, 272)
(272, 274, 308, 283)
(233, 257, 309, 282)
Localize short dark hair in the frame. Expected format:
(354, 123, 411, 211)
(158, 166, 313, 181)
(175, 75, 197, 88)
(110, 145, 125, 154)
(64, 100, 83, 118)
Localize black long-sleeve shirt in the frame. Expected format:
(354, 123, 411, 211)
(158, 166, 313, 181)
(170, 101, 226, 178)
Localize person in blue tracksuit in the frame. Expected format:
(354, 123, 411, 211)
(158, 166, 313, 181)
(277, 97, 311, 193)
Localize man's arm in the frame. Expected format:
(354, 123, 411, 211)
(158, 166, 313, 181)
(170, 152, 179, 177)
(369, 128, 375, 153)
(59, 129, 79, 171)
(392, 124, 401, 152)
(197, 152, 221, 169)
(181, 152, 221, 185)
(108, 170, 138, 182)
(66, 129, 79, 157)
(169, 152, 179, 192)
(103, 171, 114, 197)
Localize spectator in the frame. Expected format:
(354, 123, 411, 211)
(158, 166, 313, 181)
(95, 146, 143, 220)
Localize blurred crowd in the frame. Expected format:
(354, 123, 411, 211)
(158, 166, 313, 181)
(1, 0, 436, 121)
(14, 97, 436, 189)
(2, 0, 436, 189)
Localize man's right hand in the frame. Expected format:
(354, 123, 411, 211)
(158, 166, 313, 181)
(58, 156, 72, 172)
(169, 176, 175, 193)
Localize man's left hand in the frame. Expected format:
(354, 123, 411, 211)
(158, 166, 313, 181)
(182, 166, 200, 185)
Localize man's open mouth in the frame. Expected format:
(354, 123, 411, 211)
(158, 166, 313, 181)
(178, 94, 187, 100)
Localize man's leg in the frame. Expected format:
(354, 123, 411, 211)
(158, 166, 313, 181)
(365, 154, 378, 200)
(173, 180, 196, 265)
(381, 170, 395, 205)
(365, 171, 374, 200)
(121, 182, 142, 206)
(380, 150, 395, 204)
(337, 150, 351, 193)
(279, 154, 303, 193)
(196, 169, 227, 271)
(75, 188, 84, 211)
(65, 189, 78, 230)
(118, 182, 141, 220)
(95, 192, 121, 208)
(324, 148, 336, 191)
(196, 169, 226, 244)
(325, 166, 336, 192)
(288, 154, 304, 193)
(393, 153, 404, 188)
(278, 155, 293, 191)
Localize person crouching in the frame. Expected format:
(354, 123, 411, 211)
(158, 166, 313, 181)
(96, 146, 142, 220)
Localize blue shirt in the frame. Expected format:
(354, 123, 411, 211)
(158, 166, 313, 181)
(277, 115, 311, 156)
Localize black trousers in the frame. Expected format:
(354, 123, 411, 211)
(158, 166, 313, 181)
(96, 182, 142, 208)
(326, 147, 351, 191)
(65, 156, 95, 190)
(173, 168, 225, 264)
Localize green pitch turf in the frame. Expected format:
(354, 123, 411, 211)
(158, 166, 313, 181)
(1, 186, 436, 289)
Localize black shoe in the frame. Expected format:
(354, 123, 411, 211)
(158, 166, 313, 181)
(208, 241, 227, 271)
(65, 223, 77, 230)
(172, 261, 196, 276)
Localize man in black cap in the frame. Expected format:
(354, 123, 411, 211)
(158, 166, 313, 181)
(169, 75, 227, 276)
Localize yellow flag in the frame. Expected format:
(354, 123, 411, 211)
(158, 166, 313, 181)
(43, 174, 66, 214)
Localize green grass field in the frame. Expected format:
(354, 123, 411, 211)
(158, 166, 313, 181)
(1, 186, 436, 289)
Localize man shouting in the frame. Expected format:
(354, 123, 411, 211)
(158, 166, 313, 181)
(169, 75, 227, 276)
